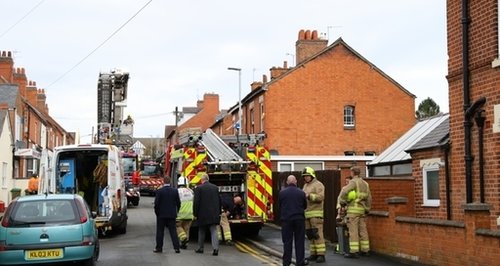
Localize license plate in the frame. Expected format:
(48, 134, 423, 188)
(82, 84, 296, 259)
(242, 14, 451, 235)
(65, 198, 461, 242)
(26, 248, 63, 260)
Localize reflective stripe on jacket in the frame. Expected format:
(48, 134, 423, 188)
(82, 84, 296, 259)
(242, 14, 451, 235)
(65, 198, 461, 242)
(177, 187, 194, 220)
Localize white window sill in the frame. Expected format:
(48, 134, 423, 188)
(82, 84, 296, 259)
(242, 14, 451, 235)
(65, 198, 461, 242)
(422, 202, 440, 207)
(491, 57, 500, 68)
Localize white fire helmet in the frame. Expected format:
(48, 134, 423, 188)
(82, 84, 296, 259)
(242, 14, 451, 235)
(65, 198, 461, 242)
(178, 176, 188, 186)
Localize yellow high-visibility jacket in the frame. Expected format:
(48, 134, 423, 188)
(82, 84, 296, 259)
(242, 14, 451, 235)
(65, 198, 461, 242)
(303, 178, 325, 218)
(339, 176, 371, 215)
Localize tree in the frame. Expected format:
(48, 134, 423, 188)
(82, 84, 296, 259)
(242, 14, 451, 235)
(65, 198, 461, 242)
(416, 97, 441, 119)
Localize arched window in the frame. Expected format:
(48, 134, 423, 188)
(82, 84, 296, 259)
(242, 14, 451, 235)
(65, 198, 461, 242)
(344, 105, 355, 128)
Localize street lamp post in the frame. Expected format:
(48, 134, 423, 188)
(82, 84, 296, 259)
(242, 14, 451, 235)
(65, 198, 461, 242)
(227, 67, 242, 136)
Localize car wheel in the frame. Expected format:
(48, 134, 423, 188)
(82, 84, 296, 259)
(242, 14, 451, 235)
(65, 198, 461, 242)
(82, 256, 96, 266)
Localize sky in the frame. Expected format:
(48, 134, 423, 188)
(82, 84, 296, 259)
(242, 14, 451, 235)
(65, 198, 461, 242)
(1, 0, 448, 142)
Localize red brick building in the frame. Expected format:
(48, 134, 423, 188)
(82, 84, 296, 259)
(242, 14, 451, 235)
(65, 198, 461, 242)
(165, 93, 221, 144)
(364, 1, 500, 265)
(0, 51, 74, 203)
(212, 29, 416, 175)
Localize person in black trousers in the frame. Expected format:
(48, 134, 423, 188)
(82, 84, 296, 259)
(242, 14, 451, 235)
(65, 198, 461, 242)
(193, 173, 221, 256)
(279, 175, 308, 266)
(154, 176, 181, 253)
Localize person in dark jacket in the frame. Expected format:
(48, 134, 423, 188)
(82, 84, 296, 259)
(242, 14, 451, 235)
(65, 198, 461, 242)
(193, 173, 221, 256)
(279, 175, 308, 266)
(153, 176, 181, 253)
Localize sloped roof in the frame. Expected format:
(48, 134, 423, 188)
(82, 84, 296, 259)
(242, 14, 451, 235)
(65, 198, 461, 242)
(0, 84, 19, 107)
(245, 38, 416, 102)
(406, 116, 449, 152)
(368, 114, 450, 165)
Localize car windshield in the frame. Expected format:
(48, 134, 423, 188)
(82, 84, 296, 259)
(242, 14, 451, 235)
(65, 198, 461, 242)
(8, 199, 79, 227)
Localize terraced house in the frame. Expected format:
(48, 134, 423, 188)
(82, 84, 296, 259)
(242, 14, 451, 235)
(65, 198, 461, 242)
(0, 51, 74, 206)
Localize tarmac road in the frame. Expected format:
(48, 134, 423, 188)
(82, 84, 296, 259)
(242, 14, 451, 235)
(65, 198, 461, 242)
(248, 223, 414, 265)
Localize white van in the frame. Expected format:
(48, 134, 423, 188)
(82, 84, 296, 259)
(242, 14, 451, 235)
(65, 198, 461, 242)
(40, 144, 128, 235)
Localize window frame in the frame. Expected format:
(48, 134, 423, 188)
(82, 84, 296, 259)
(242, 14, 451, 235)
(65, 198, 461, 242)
(343, 105, 355, 128)
(1, 162, 7, 188)
(422, 164, 440, 207)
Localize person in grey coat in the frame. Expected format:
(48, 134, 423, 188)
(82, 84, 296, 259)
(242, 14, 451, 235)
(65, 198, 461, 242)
(193, 173, 221, 256)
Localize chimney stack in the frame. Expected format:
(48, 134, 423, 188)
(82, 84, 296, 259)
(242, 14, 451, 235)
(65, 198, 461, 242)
(0, 51, 14, 82)
(270, 61, 290, 80)
(37, 88, 48, 113)
(295, 29, 328, 65)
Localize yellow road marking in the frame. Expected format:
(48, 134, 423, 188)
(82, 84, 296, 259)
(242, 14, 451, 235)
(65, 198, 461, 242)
(234, 241, 280, 265)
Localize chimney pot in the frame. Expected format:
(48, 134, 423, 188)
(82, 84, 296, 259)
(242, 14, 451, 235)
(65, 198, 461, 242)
(7, 51, 11, 57)
(305, 30, 311, 40)
(262, 74, 268, 83)
(1, 51, 5, 57)
(283, 61, 288, 69)
(312, 30, 318, 40)
(298, 29, 305, 40)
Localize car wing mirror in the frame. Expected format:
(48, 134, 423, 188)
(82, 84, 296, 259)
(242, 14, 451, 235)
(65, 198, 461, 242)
(91, 211, 97, 219)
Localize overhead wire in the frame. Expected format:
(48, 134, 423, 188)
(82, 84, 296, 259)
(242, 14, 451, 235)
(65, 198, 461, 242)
(47, 0, 153, 88)
(0, 0, 46, 39)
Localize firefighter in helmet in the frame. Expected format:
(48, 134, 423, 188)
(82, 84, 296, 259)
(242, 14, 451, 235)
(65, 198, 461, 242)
(302, 166, 326, 263)
(338, 166, 372, 258)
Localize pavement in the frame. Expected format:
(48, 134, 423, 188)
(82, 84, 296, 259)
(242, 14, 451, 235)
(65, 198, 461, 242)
(246, 223, 414, 266)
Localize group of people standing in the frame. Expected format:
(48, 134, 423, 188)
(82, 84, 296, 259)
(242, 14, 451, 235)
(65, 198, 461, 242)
(153, 173, 243, 256)
(153, 166, 372, 265)
(278, 166, 372, 266)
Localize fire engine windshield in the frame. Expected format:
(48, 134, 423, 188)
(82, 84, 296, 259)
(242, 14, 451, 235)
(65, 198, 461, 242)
(122, 157, 137, 175)
(142, 165, 157, 176)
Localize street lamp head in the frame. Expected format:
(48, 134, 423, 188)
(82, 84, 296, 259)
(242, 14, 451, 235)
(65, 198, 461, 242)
(227, 67, 241, 71)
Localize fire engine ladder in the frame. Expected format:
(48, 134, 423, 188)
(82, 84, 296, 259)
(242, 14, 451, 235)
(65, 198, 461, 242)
(201, 129, 249, 166)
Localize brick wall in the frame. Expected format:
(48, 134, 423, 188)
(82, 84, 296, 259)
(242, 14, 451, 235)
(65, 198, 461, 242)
(177, 93, 220, 133)
(410, 148, 449, 220)
(264, 41, 416, 156)
(447, 0, 500, 227)
(367, 178, 415, 213)
(368, 203, 500, 266)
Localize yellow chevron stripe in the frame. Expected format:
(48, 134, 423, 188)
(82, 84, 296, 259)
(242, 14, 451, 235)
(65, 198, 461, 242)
(247, 171, 267, 218)
(246, 192, 264, 217)
(194, 152, 206, 166)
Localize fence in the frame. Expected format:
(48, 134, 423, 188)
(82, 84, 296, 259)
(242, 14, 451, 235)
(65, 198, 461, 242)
(271, 170, 341, 242)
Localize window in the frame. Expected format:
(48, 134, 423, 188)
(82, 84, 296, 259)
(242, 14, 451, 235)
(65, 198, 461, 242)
(277, 162, 324, 172)
(278, 162, 292, 172)
(372, 165, 390, 176)
(260, 102, 265, 132)
(344, 105, 355, 128)
(26, 158, 38, 177)
(250, 108, 255, 134)
(1, 162, 6, 188)
(393, 163, 412, 175)
(422, 165, 440, 206)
